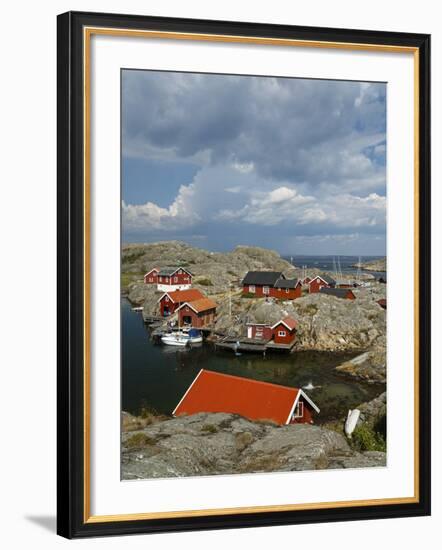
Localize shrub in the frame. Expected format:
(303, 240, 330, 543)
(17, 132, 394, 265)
(352, 424, 386, 452)
(235, 431, 254, 451)
(125, 433, 155, 449)
(241, 292, 256, 299)
(122, 250, 145, 264)
(201, 424, 218, 434)
(195, 277, 213, 286)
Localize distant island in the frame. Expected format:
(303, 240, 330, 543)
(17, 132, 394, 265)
(352, 257, 386, 272)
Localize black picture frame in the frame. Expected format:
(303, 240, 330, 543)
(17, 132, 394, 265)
(57, 10, 431, 539)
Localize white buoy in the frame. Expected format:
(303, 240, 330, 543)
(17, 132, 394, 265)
(345, 409, 361, 438)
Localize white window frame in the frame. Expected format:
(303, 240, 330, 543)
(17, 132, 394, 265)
(174, 276, 178, 282)
(263, 286, 270, 295)
(278, 330, 286, 337)
(285, 288, 290, 293)
(294, 401, 304, 418)
(249, 285, 255, 293)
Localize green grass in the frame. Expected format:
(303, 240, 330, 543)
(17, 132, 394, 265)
(121, 272, 144, 290)
(195, 277, 213, 286)
(352, 424, 386, 452)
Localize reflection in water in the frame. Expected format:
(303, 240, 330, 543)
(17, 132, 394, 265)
(122, 299, 384, 423)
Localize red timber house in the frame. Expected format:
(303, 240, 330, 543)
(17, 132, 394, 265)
(144, 266, 193, 291)
(319, 287, 356, 300)
(173, 370, 320, 425)
(157, 288, 205, 317)
(271, 316, 298, 345)
(177, 298, 217, 328)
(308, 275, 336, 294)
(143, 267, 159, 284)
(242, 271, 302, 299)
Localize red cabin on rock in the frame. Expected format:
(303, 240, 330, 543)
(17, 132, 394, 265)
(157, 288, 205, 317)
(242, 271, 302, 300)
(144, 267, 159, 284)
(308, 275, 336, 294)
(157, 267, 193, 291)
(177, 298, 217, 328)
(319, 287, 356, 300)
(271, 316, 298, 345)
(173, 370, 320, 425)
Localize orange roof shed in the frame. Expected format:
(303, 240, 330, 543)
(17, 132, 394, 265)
(173, 370, 319, 425)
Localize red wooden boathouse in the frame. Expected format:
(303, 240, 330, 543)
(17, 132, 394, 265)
(157, 288, 205, 317)
(177, 298, 217, 328)
(271, 316, 298, 345)
(173, 370, 319, 425)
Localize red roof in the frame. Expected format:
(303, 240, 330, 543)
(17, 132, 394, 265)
(178, 297, 217, 313)
(173, 370, 304, 425)
(165, 289, 205, 304)
(271, 316, 298, 331)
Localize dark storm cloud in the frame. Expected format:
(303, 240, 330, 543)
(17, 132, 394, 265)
(122, 71, 386, 186)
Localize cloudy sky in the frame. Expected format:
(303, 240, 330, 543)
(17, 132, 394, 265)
(122, 70, 386, 255)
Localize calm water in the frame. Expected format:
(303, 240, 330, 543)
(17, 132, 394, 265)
(284, 255, 386, 279)
(122, 299, 384, 423)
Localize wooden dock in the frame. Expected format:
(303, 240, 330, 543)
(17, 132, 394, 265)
(143, 315, 164, 325)
(214, 336, 296, 354)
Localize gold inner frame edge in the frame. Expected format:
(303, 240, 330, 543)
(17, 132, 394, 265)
(82, 26, 420, 524)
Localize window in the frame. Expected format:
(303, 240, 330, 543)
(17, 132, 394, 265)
(174, 276, 178, 282)
(165, 296, 169, 302)
(278, 330, 286, 337)
(149, 277, 153, 282)
(294, 401, 304, 418)
(249, 285, 255, 293)
(159, 276, 162, 282)
(285, 288, 289, 293)
(263, 286, 270, 294)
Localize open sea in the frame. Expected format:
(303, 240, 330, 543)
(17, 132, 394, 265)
(283, 255, 386, 279)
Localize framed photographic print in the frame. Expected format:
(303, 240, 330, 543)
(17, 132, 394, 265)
(57, 11, 431, 538)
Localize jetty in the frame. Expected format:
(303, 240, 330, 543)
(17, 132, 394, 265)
(214, 335, 296, 354)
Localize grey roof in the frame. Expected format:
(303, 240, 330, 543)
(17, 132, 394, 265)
(319, 287, 354, 299)
(158, 266, 192, 276)
(242, 271, 283, 286)
(274, 278, 301, 289)
(321, 275, 337, 285)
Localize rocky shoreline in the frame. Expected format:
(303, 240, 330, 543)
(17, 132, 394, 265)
(121, 404, 386, 479)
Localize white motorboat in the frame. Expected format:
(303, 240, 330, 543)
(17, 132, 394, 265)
(161, 329, 203, 347)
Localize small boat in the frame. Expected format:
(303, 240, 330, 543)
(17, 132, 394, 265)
(161, 329, 203, 347)
(131, 306, 143, 312)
